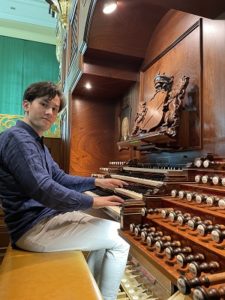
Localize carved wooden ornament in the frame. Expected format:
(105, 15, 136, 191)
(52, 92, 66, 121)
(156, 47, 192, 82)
(132, 74, 189, 138)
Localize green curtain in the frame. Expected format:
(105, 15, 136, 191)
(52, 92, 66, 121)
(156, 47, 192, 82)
(0, 36, 59, 115)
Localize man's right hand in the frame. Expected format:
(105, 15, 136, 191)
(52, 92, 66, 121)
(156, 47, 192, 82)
(92, 196, 125, 209)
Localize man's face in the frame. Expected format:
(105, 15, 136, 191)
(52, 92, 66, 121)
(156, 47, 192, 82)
(23, 95, 60, 136)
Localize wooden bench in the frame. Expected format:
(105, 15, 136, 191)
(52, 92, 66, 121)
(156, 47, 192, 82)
(0, 247, 102, 300)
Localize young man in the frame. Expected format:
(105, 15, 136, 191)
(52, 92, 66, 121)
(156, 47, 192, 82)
(0, 81, 130, 300)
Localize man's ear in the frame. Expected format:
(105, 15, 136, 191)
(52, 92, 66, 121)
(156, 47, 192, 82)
(23, 100, 30, 113)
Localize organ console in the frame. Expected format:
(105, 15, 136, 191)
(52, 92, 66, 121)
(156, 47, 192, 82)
(88, 155, 225, 299)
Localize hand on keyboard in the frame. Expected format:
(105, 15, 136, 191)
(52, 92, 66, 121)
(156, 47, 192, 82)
(92, 196, 124, 208)
(95, 178, 128, 189)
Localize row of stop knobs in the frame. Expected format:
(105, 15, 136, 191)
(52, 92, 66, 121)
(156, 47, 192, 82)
(193, 157, 225, 169)
(129, 223, 220, 277)
(129, 222, 225, 300)
(142, 207, 225, 243)
(171, 189, 225, 208)
(195, 174, 225, 186)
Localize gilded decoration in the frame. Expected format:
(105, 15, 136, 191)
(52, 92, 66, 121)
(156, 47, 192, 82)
(46, 0, 70, 29)
(0, 114, 61, 138)
(45, 1, 70, 66)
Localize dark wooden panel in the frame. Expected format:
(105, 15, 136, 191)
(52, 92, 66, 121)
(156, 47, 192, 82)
(145, 0, 225, 19)
(114, 83, 141, 161)
(84, 49, 143, 72)
(69, 96, 116, 176)
(74, 73, 135, 101)
(44, 138, 63, 169)
(0, 209, 9, 260)
(143, 10, 200, 68)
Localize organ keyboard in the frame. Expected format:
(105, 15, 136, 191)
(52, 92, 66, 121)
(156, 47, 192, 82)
(110, 174, 164, 188)
(91, 160, 188, 205)
(114, 187, 143, 200)
(122, 166, 184, 175)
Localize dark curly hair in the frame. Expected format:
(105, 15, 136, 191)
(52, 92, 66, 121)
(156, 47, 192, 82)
(23, 81, 66, 112)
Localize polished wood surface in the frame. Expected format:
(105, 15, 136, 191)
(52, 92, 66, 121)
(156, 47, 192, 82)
(145, 0, 225, 19)
(69, 97, 115, 176)
(44, 138, 63, 169)
(143, 10, 199, 68)
(0, 247, 102, 300)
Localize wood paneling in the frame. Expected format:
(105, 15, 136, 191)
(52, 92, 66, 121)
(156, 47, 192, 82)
(69, 96, 116, 176)
(144, 0, 225, 19)
(143, 10, 200, 68)
(74, 73, 135, 101)
(114, 83, 140, 161)
(44, 138, 63, 169)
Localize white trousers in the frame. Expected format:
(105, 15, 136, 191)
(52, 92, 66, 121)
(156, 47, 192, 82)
(16, 211, 130, 300)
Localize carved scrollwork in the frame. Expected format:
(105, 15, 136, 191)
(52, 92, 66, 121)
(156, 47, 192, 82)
(131, 74, 189, 138)
(160, 76, 189, 137)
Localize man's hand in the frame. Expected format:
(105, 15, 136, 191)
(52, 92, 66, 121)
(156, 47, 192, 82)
(92, 195, 125, 208)
(95, 178, 128, 189)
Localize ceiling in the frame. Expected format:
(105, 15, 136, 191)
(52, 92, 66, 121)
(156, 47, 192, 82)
(0, 0, 57, 44)
(73, 0, 225, 101)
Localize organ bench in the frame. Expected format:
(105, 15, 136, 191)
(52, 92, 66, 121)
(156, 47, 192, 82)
(0, 246, 102, 300)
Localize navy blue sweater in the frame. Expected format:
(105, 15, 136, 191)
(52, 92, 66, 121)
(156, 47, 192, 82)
(0, 120, 95, 245)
